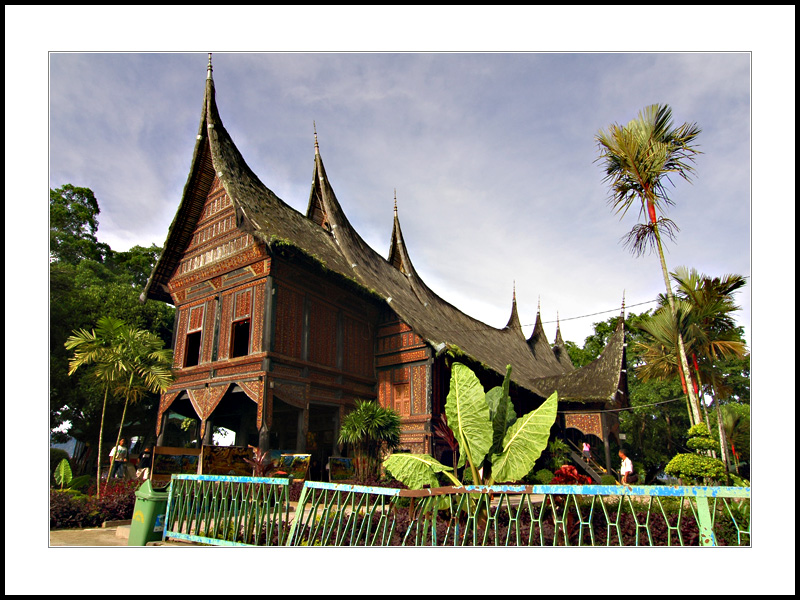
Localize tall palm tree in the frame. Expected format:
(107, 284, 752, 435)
(65, 317, 173, 493)
(596, 103, 704, 424)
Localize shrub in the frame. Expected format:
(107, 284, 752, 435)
(50, 480, 139, 529)
(534, 469, 554, 485)
(600, 474, 617, 486)
(665, 423, 727, 484)
(550, 465, 593, 485)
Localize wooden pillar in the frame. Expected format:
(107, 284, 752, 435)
(602, 412, 613, 476)
(202, 419, 214, 445)
(156, 412, 167, 447)
(296, 407, 308, 452)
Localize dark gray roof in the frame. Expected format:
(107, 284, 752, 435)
(143, 73, 627, 404)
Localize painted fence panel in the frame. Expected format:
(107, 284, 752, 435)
(164, 478, 751, 547)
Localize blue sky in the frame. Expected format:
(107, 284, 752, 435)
(45, 50, 754, 347)
(8, 6, 795, 593)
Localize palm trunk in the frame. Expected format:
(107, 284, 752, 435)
(96, 385, 110, 496)
(105, 372, 135, 493)
(650, 207, 703, 425)
(710, 389, 731, 485)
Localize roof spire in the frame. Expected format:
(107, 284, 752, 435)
(314, 121, 319, 155)
(394, 189, 398, 216)
(207, 53, 213, 81)
(621, 290, 626, 317)
(537, 295, 541, 315)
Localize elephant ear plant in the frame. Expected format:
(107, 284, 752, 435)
(384, 363, 558, 489)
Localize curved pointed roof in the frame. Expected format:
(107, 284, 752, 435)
(526, 309, 567, 376)
(503, 286, 526, 340)
(143, 66, 626, 403)
(552, 317, 575, 372)
(531, 315, 627, 405)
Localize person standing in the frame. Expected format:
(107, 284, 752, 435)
(619, 448, 637, 484)
(109, 439, 128, 479)
(136, 446, 153, 481)
(582, 441, 591, 463)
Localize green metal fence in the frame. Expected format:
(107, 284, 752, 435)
(163, 474, 292, 546)
(164, 477, 750, 547)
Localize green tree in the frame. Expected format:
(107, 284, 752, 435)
(596, 104, 704, 425)
(65, 317, 174, 493)
(567, 311, 691, 483)
(50, 184, 110, 264)
(50, 185, 174, 453)
(670, 268, 747, 479)
(338, 400, 402, 481)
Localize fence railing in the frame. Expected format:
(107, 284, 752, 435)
(163, 478, 751, 547)
(163, 474, 293, 546)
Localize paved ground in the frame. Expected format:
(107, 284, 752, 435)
(49, 524, 195, 547)
(50, 526, 130, 547)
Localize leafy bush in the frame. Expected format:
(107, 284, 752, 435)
(534, 469, 554, 484)
(50, 480, 138, 529)
(664, 453, 726, 483)
(550, 465, 593, 485)
(600, 474, 617, 486)
(665, 423, 726, 484)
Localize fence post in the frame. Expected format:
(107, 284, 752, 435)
(694, 496, 717, 547)
(286, 482, 311, 546)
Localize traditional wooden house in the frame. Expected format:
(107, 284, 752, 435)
(142, 59, 628, 481)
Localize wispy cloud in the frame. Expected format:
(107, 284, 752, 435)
(47, 51, 753, 348)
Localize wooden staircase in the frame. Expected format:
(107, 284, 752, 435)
(564, 439, 619, 484)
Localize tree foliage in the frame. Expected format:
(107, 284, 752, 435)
(596, 104, 705, 425)
(50, 185, 174, 460)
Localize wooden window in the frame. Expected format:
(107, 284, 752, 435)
(230, 318, 251, 358)
(184, 331, 202, 367)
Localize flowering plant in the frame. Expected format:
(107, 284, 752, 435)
(550, 465, 593, 485)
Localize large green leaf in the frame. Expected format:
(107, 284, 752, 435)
(383, 454, 454, 490)
(486, 364, 517, 455)
(445, 363, 492, 471)
(489, 391, 558, 484)
(54, 458, 73, 488)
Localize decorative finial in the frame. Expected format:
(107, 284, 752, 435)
(394, 189, 397, 216)
(513, 281, 517, 302)
(537, 296, 541, 314)
(314, 121, 319, 154)
(207, 53, 213, 80)
(621, 290, 626, 315)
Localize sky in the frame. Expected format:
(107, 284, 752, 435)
(8, 6, 796, 594)
(46, 50, 753, 348)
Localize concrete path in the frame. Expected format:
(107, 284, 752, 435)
(49, 526, 130, 546)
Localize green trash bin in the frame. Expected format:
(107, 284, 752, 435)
(128, 480, 170, 546)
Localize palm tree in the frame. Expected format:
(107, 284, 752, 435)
(635, 268, 747, 480)
(105, 325, 174, 490)
(338, 400, 401, 481)
(671, 267, 747, 479)
(65, 317, 173, 493)
(596, 104, 704, 425)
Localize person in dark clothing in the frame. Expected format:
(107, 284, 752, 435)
(136, 446, 153, 480)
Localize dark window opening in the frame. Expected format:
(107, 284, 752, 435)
(231, 319, 251, 358)
(185, 331, 202, 367)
